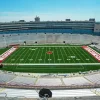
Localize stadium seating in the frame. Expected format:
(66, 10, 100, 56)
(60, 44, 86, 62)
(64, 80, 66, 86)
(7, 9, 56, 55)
(84, 74, 100, 84)
(62, 77, 91, 86)
(8, 76, 36, 86)
(36, 78, 62, 86)
(0, 88, 99, 100)
(0, 34, 7, 48)
(0, 73, 15, 84)
(0, 71, 100, 87)
(0, 33, 100, 46)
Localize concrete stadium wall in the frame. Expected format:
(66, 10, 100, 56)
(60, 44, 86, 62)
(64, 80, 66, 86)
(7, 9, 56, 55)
(0, 33, 100, 48)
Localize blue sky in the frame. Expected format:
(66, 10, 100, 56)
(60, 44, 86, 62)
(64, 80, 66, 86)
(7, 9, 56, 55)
(0, 0, 100, 22)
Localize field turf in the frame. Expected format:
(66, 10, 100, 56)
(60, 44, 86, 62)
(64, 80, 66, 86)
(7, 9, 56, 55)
(0, 47, 10, 55)
(1, 45, 100, 73)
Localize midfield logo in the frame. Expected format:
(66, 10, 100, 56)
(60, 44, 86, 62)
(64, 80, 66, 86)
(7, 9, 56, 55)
(46, 51, 53, 55)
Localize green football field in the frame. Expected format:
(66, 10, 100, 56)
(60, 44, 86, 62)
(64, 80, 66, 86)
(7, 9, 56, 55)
(1, 45, 100, 73)
(0, 47, 10, 55)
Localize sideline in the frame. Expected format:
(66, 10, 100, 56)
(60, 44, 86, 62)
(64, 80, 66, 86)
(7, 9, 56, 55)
(0, 47, 18, 63)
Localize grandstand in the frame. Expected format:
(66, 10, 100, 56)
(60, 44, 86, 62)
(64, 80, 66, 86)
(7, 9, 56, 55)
(0, 71, 100, 99)
(0, 71, 100, 89)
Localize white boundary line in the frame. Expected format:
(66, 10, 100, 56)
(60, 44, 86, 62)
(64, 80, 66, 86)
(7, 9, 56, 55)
(3, 63, 100, 66)
(20, 46, 82, 47)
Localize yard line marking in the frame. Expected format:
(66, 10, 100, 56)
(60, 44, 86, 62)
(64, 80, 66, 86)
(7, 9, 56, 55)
(65, 47, 75, 63)
(21, 48, 31, 63)
(24, 47, 34, 63)
(80, 48, 96, 63)
(53, 47, 55, 63)
(12, 48, 25, 63)
(68, 48, 77, 62)
(34, 47, 41, 63)
(56, 47, 60, 63)
(59, 47, 65, 63)
(49, 47, 50, 63)
(73, 47, 85, 69)
(15, 47, 28, 63)
(17, 47, 29, 63)
(29, 47, 38, 63)
(64, 47, 71, 63)
(69, 47, 76, 63)
(44, 47, 47, 63)
(5, 47, 21, 63)
(74, 47, 85, 63)
(62, 47, 70, 63)
(70, 47, 78, 63)
(76, 47, 90, 63)
(39, 47, 44, 63)
(3, 48, 17, 63)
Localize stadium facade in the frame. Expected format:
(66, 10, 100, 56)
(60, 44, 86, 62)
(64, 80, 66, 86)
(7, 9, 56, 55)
(0, 17, 100, 35)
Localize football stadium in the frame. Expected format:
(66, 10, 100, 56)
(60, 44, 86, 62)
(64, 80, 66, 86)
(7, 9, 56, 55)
(0, 16, 100, 99)
(0, 17, 100, 73)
